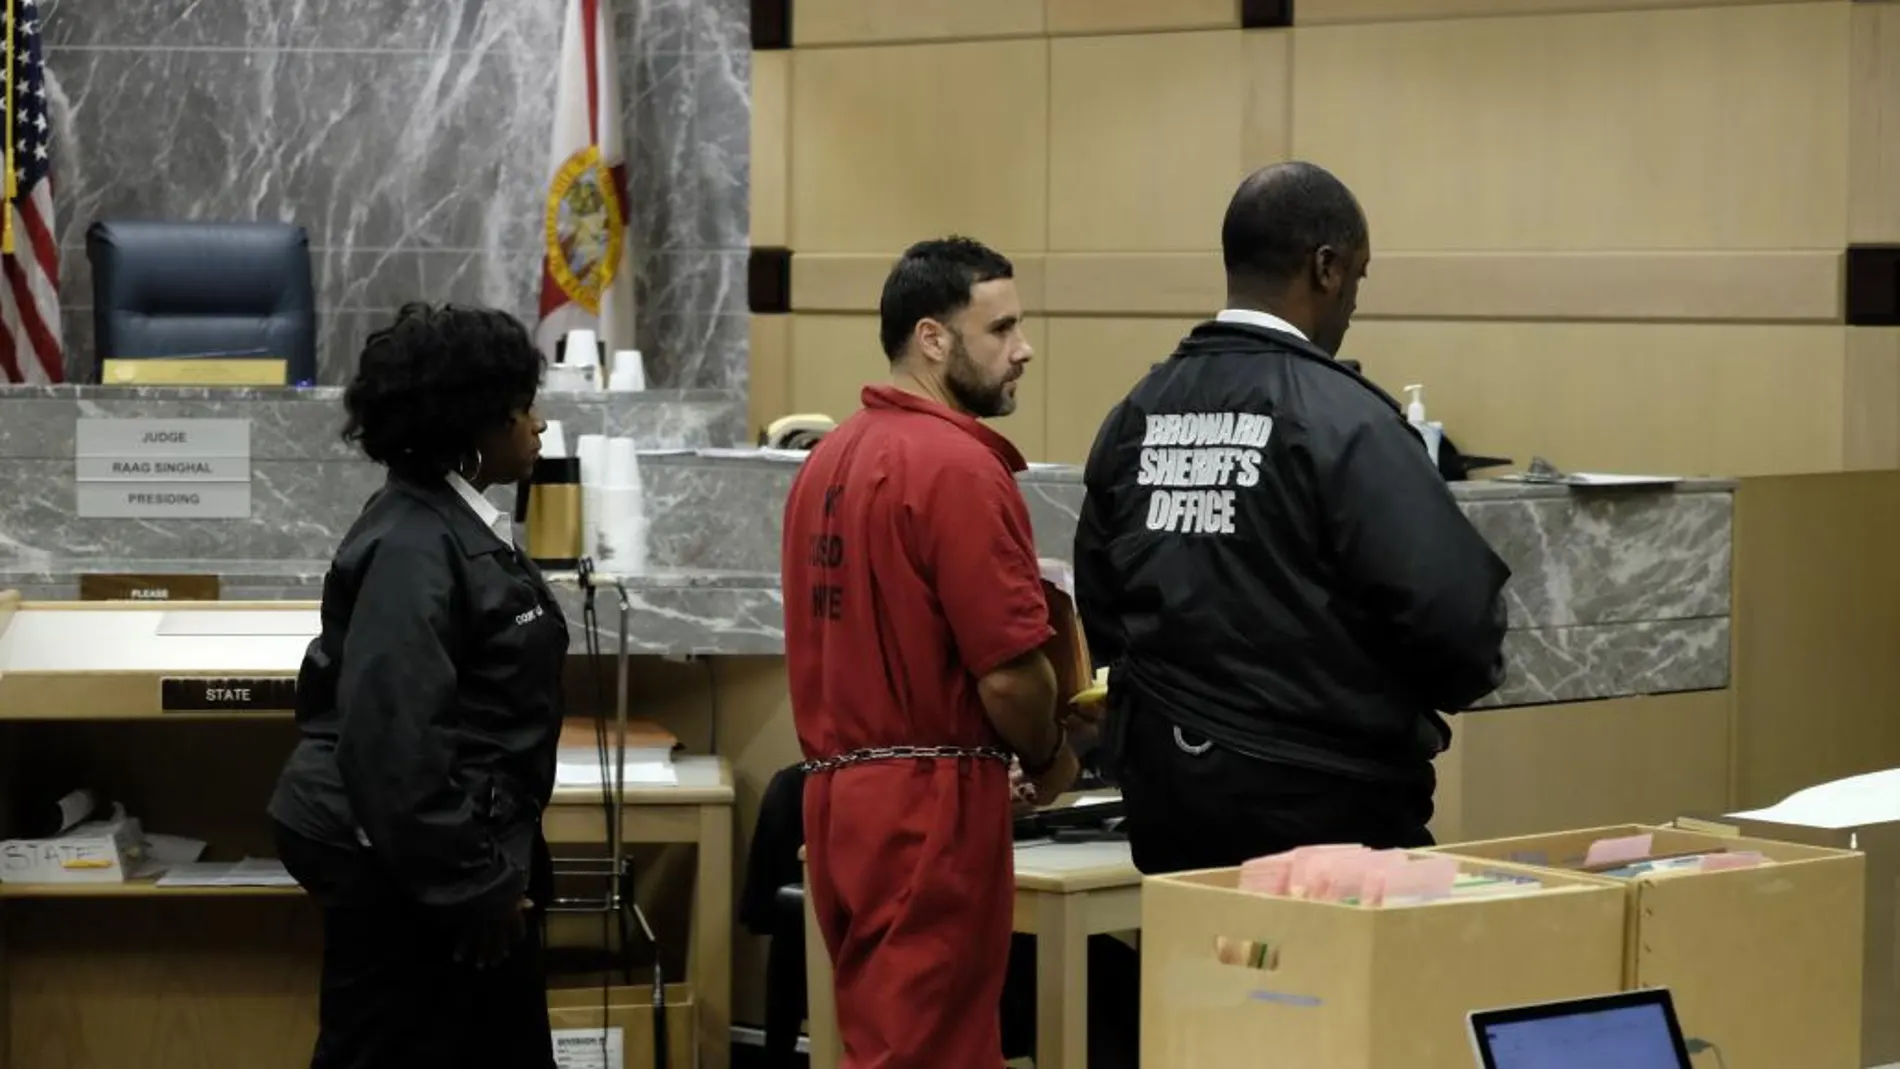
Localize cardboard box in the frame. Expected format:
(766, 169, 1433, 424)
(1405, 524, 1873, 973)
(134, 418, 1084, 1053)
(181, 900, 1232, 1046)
(1140, 855, 1627, 1069)
(546, 981, 695, 1069)
(1681, 803, 1900, 1069)
(1433, 824, 1865, 1069)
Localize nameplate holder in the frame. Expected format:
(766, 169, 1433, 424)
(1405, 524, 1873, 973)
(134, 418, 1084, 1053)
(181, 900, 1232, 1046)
(79, 574, 221, 602)
(100, 357, 287, 387)
(160, 676, 297, 713)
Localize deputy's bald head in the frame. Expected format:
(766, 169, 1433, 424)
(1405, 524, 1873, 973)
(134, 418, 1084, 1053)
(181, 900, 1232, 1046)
(1220, 162, 1370, 355)
(1222, 162, 1367, 289)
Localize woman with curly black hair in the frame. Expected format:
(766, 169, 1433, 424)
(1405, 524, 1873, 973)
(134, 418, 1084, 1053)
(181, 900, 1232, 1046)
(268, 302, 567, 1069)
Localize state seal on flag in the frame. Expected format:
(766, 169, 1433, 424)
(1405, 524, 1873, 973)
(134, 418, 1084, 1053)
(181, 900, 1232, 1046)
(543, 145, 626, 315)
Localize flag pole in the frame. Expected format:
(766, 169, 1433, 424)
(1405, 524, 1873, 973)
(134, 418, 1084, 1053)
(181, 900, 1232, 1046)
(3, 0, 16, 255)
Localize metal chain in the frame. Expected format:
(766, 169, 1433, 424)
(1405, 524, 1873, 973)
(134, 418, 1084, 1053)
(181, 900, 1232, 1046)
(801, 745, 1011, 774)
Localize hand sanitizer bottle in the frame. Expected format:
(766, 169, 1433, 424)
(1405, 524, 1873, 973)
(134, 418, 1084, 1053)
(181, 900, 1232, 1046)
(1403, 384, 1443, 466)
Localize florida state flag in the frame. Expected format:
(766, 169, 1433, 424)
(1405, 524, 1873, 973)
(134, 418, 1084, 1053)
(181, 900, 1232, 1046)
(535, 0, 634, 360)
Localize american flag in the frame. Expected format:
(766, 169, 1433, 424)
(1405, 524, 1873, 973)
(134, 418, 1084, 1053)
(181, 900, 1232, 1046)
(0, 0, 58, 383)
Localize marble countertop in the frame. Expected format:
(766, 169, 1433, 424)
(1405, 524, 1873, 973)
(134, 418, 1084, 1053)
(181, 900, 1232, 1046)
(637, 448, 1737, 496)
(0, 436, 1736, 698)
(0, 558, 780, 591)
(0, 384, 742, 405)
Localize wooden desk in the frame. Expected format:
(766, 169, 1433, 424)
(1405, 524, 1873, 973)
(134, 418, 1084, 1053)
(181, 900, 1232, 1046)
(803, 838, 1141, 1069)
(545, 754, 735, 1069)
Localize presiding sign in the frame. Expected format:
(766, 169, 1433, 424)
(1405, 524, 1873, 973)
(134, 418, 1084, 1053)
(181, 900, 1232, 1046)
(74, 418, 252, 519)
(160, 676, 297, 714)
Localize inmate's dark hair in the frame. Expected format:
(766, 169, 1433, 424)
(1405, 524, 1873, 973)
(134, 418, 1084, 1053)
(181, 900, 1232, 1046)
(877, 236, 1014, 359)
(1221, 161, 1368, 286)
(341, 302, 545, 477)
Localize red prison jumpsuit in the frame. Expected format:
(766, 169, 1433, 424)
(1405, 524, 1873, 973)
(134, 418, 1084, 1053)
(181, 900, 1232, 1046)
(782, 384, 1054, 1069)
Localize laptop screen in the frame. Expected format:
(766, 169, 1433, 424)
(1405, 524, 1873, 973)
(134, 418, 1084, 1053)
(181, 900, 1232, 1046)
(1474, 993, 1690, 1069)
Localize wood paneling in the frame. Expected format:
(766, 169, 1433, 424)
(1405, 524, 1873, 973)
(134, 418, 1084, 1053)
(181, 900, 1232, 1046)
(790, 39, 1049, 253)
(1041, 254, 1223, 315)
(789, 254, 898, 312)
(1239, 29, 1293, 170)
(1844, 328, 1900, 471)
(791, 0, 1044, 46)
(6, 898, 321, 1069)
(1850, 1, 1900, 243)
(749, 50, 790, 247)
(1346, 321, 1849, 477)
(1290, 3, 1851, 250)
(1043, 317, 1201, 463)
(792, 252, 1049, 313)
(786, 315, 886, 426)
(1732, 472, 1900, 809)
(1045, 0, 1241, 35)
(791, 251, 1846, 324)
(787, 314, 1049, 459)
(1440, 690, 1734, 844)
(767, 0, 1881, 476)
(1357, 251, 1844, 322)
(748, 315, 792, 440)
(1047, 30, 1244, 251)
(1294, 0, 1838, 26)
(788, 0, 1252, 43)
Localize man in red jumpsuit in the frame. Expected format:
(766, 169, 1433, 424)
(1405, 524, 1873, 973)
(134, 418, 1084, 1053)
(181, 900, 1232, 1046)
(782, 236, 1082, 1068)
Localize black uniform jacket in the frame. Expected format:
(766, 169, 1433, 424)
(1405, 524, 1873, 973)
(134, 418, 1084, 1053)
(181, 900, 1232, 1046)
(1074, 319, 1511, 783)
(268, 473, 570, 913)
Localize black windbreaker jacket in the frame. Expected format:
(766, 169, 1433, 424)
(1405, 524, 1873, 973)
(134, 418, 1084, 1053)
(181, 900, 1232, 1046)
(268, 474, 569, 912)
(1074, 319, 1510, 782)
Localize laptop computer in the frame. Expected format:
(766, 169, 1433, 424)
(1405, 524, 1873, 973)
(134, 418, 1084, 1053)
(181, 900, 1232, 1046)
(1469, 989, 1693, 1069)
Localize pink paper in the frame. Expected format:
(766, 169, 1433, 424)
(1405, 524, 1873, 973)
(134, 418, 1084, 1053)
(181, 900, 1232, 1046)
(1583, 833, 1655, 868)
(1698, 851, 1766, 872)
(1381, 856, 1461, 906)
(1317, 848, 1408, 903)
(1288, 844, 1368, 897)
(1357, 850, 1414, 907)
(1238, 854, 1292, 896)
(1305, 854, 1356, 902)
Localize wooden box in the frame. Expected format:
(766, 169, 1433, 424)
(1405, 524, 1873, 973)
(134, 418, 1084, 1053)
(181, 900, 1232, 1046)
(1433, 824, 1866, 1069)
(1140, 856, 1627, 1069)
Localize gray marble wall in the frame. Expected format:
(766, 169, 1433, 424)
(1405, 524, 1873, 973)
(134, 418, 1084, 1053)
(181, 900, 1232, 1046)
(626, 458, 1736, 705)
(0, 390, 1737, 699)
(0, 384, 747, 564)
(41, 0, 751, 389)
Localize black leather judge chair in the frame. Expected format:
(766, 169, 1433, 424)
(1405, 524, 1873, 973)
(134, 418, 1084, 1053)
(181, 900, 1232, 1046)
(85, 220, 318, 384)
(740, 763, 810, 1067)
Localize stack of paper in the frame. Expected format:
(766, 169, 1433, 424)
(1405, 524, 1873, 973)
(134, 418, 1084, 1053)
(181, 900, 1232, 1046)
(1235, 844, 1526, 907)
(126, 832, 208, 880)
(155, 857, 297, 888)
(554, 716, 680, 788)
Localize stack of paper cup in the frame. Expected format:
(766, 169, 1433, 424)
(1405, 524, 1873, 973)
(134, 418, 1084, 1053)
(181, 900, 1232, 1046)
(593, 435, 647, 573)
(545, 329, 602, 391)
(608, 350, 646, 392)
(562, 329, 600, 368)
(576, 433, 607, 564)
